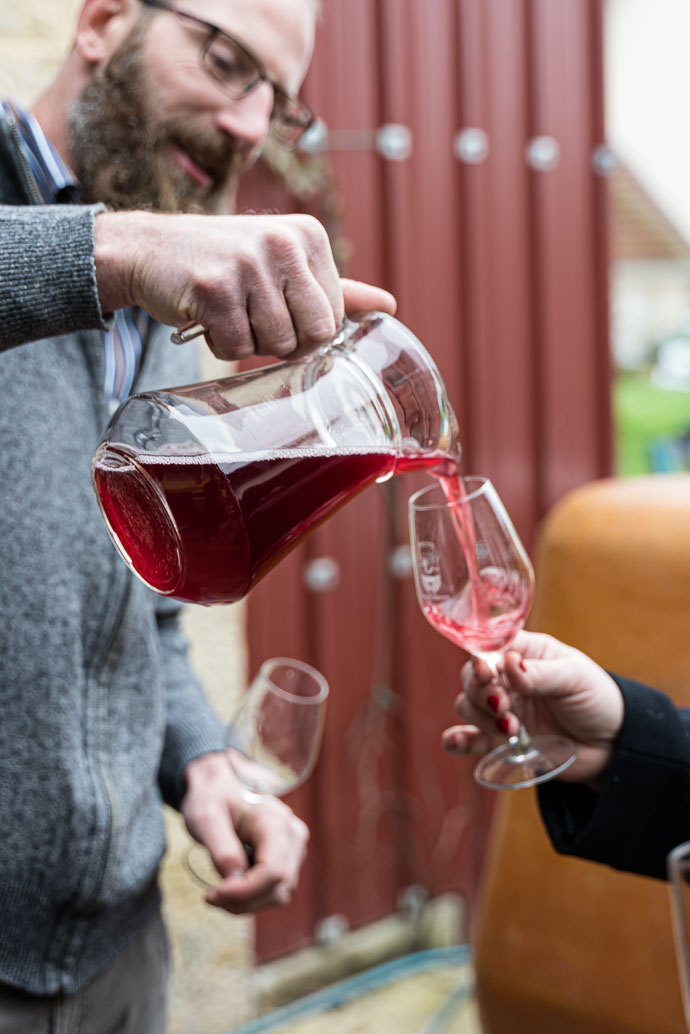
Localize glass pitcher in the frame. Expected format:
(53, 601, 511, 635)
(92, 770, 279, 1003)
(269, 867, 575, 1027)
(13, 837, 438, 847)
(92, 311, 460, 605)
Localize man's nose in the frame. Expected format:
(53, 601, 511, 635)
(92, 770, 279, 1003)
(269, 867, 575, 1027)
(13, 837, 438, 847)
(214, 81, 274, 152)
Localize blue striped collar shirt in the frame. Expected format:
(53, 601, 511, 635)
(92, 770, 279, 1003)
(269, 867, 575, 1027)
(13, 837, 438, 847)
(3, 97, 148, 403)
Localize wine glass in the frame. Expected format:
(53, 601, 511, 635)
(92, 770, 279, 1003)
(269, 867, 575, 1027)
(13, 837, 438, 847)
(408, 476, 577, 790)
(185, 657, 329, 886)
(668, 842, 690, 1028)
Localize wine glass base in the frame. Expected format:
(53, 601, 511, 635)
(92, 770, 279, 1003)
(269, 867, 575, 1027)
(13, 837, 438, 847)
(474, 734, 577, 791)
(183, 842, 217, 889)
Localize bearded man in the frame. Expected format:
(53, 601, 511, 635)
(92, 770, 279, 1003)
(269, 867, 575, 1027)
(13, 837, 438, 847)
(0, 1, 393, 1030)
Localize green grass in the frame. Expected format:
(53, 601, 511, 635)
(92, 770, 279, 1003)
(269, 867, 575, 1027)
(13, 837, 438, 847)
(614, 371, 690, 475)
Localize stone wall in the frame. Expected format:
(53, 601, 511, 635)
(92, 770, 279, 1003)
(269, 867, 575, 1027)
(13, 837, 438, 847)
(1, 6, 254, 1031)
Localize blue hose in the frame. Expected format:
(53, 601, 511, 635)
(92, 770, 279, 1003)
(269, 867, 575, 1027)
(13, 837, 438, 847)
(226, 945, 474, 1034)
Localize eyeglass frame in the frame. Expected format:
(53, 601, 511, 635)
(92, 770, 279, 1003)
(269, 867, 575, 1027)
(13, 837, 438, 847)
(138, 0, 316, 149)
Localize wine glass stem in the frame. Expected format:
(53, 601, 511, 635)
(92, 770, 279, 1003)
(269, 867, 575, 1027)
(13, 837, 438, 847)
(508, 723, 535, 759)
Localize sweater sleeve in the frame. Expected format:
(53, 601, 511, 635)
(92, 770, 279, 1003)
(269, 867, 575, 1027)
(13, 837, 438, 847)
(0, 203, 110, 349)
(537, 675, 690, 880)
(154, 595, 227, 810)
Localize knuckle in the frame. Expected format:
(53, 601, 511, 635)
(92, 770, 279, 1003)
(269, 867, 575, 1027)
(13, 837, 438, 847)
(268, 215, 331, 264)
(261, 226, 294, 259)
(294, 817, 310, 844)
(193, 267, 234, 305)
(455, 697, 473, 723)
(297, 313, 337, 349)
(293, 212, 326, 240)
(256, 337, 296, 358)
(252, 314, 297, 357)
(236, 246, 268, 284)
(232, 341, 257, 359)
(190, 802, 218, 827)
(210, 326, 254, 360)
(260, 863, 285, 888)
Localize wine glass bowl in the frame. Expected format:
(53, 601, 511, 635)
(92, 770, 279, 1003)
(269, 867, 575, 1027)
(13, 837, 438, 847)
(227, 657, 329, 800)
(185, 657, 328, 887)
(409, 476, 577, 790)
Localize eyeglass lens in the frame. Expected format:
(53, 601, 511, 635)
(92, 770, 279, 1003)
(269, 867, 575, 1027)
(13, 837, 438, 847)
(203, 35, 261, 96)
(198, 30, 312, 148)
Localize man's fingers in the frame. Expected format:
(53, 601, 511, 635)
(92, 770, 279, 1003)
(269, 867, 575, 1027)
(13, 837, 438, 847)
(261, 213, 342, 355)
(203, 308, 256, 361)
(341, 278, 397, 316)
(206, 826, 309, 913)
(244, 284, 299, 357)
(203, 796, 309, 914)
(297, 214, 344, 326)
(206, 864, 295, 914)
(283, 277, 339, 356)
(187, 807, 249, 880)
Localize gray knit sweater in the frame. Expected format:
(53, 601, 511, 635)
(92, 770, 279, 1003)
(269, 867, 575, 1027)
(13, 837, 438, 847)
(0, 109, 226, 994)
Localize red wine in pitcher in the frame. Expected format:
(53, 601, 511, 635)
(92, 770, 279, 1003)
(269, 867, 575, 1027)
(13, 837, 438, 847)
(93, 446, 455, 604)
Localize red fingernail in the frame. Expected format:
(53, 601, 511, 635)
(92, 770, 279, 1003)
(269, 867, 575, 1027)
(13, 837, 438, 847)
(487, 694, 500, 713)
(444, 733, 462, 754)
(497, 716, 511, 734)
(519, 658, 528, 673)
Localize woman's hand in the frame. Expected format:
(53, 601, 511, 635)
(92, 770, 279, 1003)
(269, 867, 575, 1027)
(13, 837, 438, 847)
(442, 630, 625, 786)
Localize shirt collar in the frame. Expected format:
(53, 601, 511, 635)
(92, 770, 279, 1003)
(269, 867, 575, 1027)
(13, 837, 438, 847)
(2, 98, 79, 204)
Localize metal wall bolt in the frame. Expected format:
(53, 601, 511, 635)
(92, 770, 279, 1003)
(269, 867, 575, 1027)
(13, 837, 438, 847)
(303, 556, 341, 593)
(453, 127, 490, 165)
(388, 544, 413, 580)
(375, 123, 413, 162)
(314, 913, 350, 945)
(398, 884, 429, 915)
(591, 143, 618, 177)
(525, 135, 560, 172)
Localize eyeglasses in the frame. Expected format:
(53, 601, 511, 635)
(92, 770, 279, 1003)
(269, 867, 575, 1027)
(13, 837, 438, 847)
(139, 0, 315, 150)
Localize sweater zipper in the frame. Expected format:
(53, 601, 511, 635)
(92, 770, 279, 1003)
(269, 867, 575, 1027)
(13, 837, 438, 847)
(5, 113, 44, 206)
(78, 571, 132, 908)
(53, 568, 131, 979)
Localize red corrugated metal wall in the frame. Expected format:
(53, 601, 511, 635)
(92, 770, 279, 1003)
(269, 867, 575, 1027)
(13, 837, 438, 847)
(245, 0, 611, 962)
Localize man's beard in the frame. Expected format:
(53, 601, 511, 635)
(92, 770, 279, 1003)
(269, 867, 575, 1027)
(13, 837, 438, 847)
(67, 20, 243, 213)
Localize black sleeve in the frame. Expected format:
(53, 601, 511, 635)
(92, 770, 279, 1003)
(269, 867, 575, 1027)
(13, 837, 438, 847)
(537, 675, 690, 880)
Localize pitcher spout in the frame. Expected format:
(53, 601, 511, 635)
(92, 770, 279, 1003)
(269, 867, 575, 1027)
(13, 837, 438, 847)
(339, 310, 461, 467)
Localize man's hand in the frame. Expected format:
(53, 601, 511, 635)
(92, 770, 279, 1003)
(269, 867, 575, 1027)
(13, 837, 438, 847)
(94, 210, 396, 361)
(181, 751, 309, 913)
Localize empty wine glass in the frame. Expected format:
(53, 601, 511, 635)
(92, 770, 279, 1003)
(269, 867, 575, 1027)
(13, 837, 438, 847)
(185, 657, 329, 886)
(408, 476, 577, 790)
(668, 842, 690, 1028)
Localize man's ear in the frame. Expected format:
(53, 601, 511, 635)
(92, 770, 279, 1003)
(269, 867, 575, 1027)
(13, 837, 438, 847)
(75, 0, 139, 64)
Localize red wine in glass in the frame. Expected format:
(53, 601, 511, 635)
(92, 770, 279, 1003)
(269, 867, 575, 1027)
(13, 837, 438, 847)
(421, 568, 532, 656)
